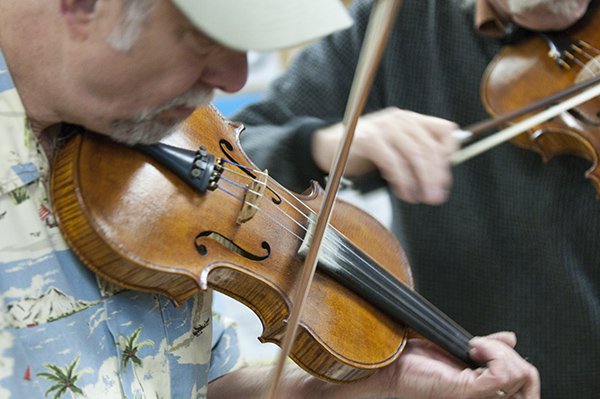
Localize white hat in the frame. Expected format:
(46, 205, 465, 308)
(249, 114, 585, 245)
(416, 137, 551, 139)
(171, 0, 353, 51)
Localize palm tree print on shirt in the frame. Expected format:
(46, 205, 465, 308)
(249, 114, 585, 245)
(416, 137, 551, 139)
(119, 327, 154, 370)
(36, 356, 92, 398)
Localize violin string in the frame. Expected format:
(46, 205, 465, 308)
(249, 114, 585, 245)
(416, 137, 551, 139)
(216, 175, 307, 243)
(219, 162, 323, 229)
(252, 174, 411, 302)
(220, 161, 317, 223)
(221, 161, 267, 181)
(214, 176, 365, 270)
(218, 165, 371, 271)
(216, 172, 332, 250)
(218, 161, 392, 274)
(212, 181, 244, 205)
(219, 163, 316, 233)
(217, 164, 378, 273)
(259, 178, 379, 271)
(218, 174, 262, 196)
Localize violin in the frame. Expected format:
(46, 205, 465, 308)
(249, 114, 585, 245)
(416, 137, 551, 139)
(480, 3, 600, 192)
(50, 105, 479, 384)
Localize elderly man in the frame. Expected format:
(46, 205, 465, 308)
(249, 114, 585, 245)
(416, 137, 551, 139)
(0, 0, 538, 397)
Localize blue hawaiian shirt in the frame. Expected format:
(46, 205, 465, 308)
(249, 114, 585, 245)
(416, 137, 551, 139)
(0, 50, 241, 399)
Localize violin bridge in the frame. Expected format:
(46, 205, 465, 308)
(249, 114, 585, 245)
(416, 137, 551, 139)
(236, 169, 268, 224)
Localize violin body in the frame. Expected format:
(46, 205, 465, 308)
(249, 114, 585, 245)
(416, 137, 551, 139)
(50, 106, 411, 383)
(481, 4, 600, 191)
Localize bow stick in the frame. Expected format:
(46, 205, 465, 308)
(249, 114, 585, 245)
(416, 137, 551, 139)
(265, 1, 403, 397)
(451, 76, 600, 164)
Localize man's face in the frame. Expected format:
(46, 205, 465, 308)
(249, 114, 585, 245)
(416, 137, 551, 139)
(68, 0, 248, 144)
(489, 0, 591, 30)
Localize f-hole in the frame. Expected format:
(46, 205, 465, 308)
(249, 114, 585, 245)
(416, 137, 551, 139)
(195, 230, 271, 261)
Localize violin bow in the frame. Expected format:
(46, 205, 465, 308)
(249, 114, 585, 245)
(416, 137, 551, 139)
(451, 74, 600, 164)
(265, 1, 403, 397)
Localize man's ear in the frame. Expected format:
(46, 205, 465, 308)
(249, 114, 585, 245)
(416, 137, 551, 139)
(61, 0, 98, 38)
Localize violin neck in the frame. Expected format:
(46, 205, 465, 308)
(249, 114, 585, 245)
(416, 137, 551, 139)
(300, 223, 480, 368)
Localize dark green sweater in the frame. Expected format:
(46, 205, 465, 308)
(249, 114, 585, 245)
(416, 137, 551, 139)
(236, 1, 600, 397)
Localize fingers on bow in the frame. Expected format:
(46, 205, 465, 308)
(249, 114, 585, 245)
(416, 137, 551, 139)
(376, 116, 458, 205)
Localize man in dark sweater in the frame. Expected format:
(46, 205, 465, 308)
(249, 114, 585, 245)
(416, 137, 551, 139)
(235, 0, 599, 397)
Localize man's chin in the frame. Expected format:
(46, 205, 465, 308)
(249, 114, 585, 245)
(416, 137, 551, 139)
(109, 120, 181, 146)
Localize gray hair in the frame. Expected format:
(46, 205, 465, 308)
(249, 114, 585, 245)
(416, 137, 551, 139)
(108, 0, 156, 51)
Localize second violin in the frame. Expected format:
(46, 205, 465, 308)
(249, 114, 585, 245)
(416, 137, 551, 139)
(481, 3, 600, 193)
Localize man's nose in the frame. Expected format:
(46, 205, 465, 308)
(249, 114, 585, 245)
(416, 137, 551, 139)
(201, 49, 248, 93)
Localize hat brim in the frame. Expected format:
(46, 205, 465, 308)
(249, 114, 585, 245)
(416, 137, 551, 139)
(171, 0, 353, 51)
